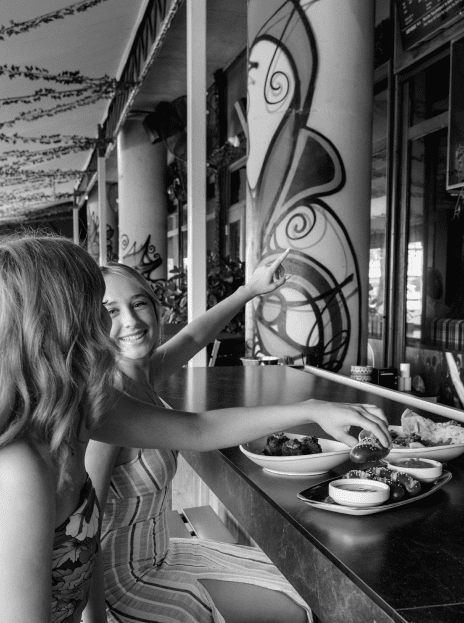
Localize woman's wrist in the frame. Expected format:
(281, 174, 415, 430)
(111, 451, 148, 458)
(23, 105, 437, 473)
(234, 284, 255, 305)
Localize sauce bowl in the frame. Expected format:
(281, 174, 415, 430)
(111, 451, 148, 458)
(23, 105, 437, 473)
(386, 457, 443, 483)
(329, 478, 390, 507)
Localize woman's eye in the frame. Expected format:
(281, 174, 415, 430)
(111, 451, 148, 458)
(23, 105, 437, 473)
(107, 308, 117, 316)
(133, 301, 147, 309)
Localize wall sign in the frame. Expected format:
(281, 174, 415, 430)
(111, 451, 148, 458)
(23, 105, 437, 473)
(397, 0, 464, 50)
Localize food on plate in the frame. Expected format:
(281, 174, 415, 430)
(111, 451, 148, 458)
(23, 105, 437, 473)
(349, 430, 389, 463)
(343, 465, 421, 502)
(262, 433, 322, 456)
(390, 430, 433, 449)
(398, 410, 464, 447)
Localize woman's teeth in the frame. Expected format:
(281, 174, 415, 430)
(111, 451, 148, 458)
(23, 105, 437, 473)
(121, 331, 146, 342)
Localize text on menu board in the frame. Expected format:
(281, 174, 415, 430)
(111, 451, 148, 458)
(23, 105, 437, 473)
(397, 0, 464, 49)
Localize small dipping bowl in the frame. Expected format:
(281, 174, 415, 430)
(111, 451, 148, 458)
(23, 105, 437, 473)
(260, 356, 279, 365)
(386, 457, 443, 483)
(240, 357, 261, 367)
(329, 479, 390, 507)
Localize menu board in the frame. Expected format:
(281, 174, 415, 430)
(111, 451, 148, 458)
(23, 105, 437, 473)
(397, 0, 464, 49)
(447, 36, 464, 189)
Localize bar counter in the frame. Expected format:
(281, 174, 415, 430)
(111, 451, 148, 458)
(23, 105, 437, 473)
(157, 366, 464, 623)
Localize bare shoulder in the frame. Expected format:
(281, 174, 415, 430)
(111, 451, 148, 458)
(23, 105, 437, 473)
(0, 438, 54, 496)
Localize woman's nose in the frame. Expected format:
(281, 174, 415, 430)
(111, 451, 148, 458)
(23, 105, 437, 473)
(121, 308, 137, 327)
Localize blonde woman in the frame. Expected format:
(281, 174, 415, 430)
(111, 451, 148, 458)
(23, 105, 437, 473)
(0, 234, 390, 623)
(83, 258, 390, 623)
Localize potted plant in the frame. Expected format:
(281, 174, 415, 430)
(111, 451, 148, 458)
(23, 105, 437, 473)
(153, 252, 246, 345)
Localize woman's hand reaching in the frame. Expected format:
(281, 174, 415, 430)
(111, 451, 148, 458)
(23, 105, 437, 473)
(243, 249, 290, 299)
(306, 399, 391, 449)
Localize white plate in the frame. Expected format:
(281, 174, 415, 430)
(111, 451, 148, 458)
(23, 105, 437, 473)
(297, 471, 452, 515)
(239, 433, 350, 475)
(386, 426, 464, 462)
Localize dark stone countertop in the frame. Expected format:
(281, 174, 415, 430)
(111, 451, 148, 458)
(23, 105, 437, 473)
(157, 366, 464, 623)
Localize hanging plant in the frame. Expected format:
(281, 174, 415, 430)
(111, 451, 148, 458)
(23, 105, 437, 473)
(0, 68, 138, 130)
(0, 137, 113, 167)
(0, 0, 113, 40)
(0, 132, 100, 145)
(0, 191, 72, 209)
(0, 167, 83, 187)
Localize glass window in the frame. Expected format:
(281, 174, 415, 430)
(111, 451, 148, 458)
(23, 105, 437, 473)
(369, 85, 388, 364)
(406, 130, 461, 348)
(226, 51, 247, 140)
(229, 168, 246, 205)
(409, 55, 450, 125)
(400, 54, 464, 404)
(227, 220, 241, 261)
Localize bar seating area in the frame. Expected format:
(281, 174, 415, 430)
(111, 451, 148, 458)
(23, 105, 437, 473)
(160, 365, 464, 623)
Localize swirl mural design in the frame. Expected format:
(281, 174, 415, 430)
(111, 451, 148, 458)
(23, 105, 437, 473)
(120, 234, 163, 285)
(248, 0, 362, 371)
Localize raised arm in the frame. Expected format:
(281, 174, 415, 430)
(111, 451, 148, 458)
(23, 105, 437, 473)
(90, 390, 391, 452)
(152, 250, 290, 379)
(0, 441, 55, 623)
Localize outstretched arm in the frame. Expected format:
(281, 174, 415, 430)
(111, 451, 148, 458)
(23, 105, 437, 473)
(152, 250, 290, 379)
(90, 391, 391, 452)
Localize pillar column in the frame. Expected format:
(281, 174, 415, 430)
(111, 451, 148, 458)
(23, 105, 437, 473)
(86, 183, 118, 263)
(87, 185, 99, 263)
(246, 0, 374, 373)
(117, 119, 168, 284)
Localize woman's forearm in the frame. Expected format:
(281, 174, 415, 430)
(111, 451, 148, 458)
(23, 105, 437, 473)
(153, 286, 257, 379)
(91, 391, 391, 451)
(173, 285, 251, 349)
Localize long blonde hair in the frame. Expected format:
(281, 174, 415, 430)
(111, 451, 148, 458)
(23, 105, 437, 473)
(0, 234, 118, 486)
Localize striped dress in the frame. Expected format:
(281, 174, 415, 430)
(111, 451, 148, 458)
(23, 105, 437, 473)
(101, 414, 312, 622)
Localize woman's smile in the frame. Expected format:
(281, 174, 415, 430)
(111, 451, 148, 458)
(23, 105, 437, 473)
(120, 329, 148, 343)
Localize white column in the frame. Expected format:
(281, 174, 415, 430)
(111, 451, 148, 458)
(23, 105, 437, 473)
(86, 183, 118, 262)
(186, 0, 207, 367)
(87, 185, 99, 263)
(72, 207, 79, 245)
(117, 119, 168, 284)
(98, 154, 107, 266)
(246, 0, 374, 374)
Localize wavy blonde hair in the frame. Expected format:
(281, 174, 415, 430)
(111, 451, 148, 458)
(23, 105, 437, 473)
(0, 234, 118, 487)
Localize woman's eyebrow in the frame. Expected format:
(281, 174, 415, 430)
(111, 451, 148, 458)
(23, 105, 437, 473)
(103, 294, 147, 305)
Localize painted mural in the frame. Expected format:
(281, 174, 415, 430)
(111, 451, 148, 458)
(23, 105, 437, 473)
(120, 233, 163, 285)
(247, 0, 363, 371)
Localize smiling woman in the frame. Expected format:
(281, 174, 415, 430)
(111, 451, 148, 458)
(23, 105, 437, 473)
(84, 257, 314, 623)
(102, 264, 161, 365)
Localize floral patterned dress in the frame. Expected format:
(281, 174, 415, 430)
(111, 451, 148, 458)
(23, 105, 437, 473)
(51, 477, 100, 623)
